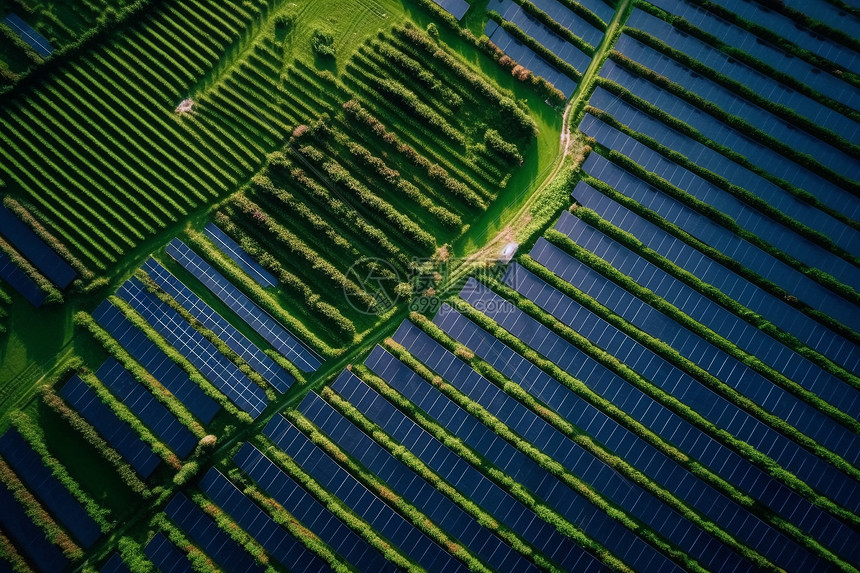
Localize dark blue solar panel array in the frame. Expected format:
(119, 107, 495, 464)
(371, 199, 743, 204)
(204, 224, 277, 289)
(490, 0, 598, 67)
(263, 415, 468, 573)
(459, 275, 860, 516)
(598, 58, 860, 220)
(0, 429, 101, 548)
(569, 181, 860, 375)
(92, 301, 220, 424)
(582, 153, 860, 331)
(626, 9, 857, 141)
(0, 481, 67, 573)
(99, 552, 130, 573)
(431, 0, 470, 20)
(0, 253, 45, 307)
(527, 237, 860, 463)
(167, 238, 322, 373)
(535, 0, 614, 26)
(297, 390, 541, 573)
(233, 442, 395, 573)
(116, 277, 268, 419)
(96, 357, 197, 459)
(2, 14, 53, 57)
(143, 258, 293, 394)
(198, 468, 329, 573)
(0, 205, 75, 288)
(59, 375, 160, 478)
(164, 492, 264, 573)
(580, 113, 860, 288)
(484, 22, 578, 96)
(329, 371, 608, 573)
(586, 88, 860, 257)
(780, 0, 860, 40)
(432, 304, 859, 565)
(143, 533, 192, 573)
(549, 212, 860, 418)
(648, 0, 859, 110)
(371, 335, 727, 573)
(705, 0, 859, 74)
(613, 32, 859, 180)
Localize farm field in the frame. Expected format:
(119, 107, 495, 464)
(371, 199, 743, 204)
(0, 0, 858, 571)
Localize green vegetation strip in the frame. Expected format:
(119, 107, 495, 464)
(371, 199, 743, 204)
(0, 529, 33, 573)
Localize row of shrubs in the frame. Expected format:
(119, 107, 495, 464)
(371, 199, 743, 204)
(623, 27, 860, 162)
(323, 374, 575, 573)
(185, 229, 339, 358)
(367, 40, 464, 110)
(447, 289, 858, 566)
(0, 528, 32, 573)
(381, 337, 749, 572)
(593, 78, 859, 232)
(0, 237, 63, 304)
(513, 0, 598, 53)
(608, 51, 860, 196)
(585, 107, 859, 267)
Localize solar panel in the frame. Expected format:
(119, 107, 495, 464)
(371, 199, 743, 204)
(2, 14, 53, 57)
(164, 492, 265, 573)
(116, 277, 268, 419)
(233, 443, 396, 573)
(327, 372, 607, 573)
(166, 238, 322, 373)
(143, 258, 293, 393)
(484, 24, 578, 96)
(569, 181, 860, 376)
(199, 468, 329, 573)
(430, 0, 470, 20)
(0, 480, 68, 573)
(99, 552, 131, 573)
(0, 253, 46, 307)
(96, 358, 198, 459)
(59, 375, 161, 478)
(0, 205, 75, 288)
(432, 302, 859, 563)
(143, 533, 193, 573)
(92, 301, 221, 424)
(297, 391, 540, 573)
(0, 429, 101, 548)
(204, 224, 277, 288)
(263, 415, 469, 573)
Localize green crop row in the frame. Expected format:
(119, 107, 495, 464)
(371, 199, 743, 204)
(367, 40, 464, 110)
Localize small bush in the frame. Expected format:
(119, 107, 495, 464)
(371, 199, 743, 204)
(311, 29, 335, 58)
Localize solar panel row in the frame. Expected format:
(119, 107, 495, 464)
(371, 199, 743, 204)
(297, 390, 541, 573)
(431, 304, 858, 564)
(580, 113, 860, 289)
(96, 357, 198, 459)
(587, 87, 860, 257)
(646, 0, 859, 110)
(142, 258, 293, 393)
(329, 371, 608, 573)
(0, 429, 101, 548)
(264, 415, 469, 573)
(458, 277, 860, 535)
(779, 0, 860, 40)
(59, 375, 160, 478)
(431, 0, 470, 20)
(705, 0, 859, 74)
(550, 212, 860, 418)
(372, 334, 722, 573)
(203, 224, 277, 289)
(598, 58, 860, 220)
(626, 9, 857, 142)
(92, 301, 221, 424)
(582, 153, 860, 332)
(490, 0, 599, 65)
(166, 238, 322, 373)
(614, 32, 860, 180)
(233, 442, 396, 573)
(164, 492, 265, 573)
(143, 532, 192, 573)
(0, 481, 68, 573)
(0, 205, 76, 288)
(498, 264, 860, 509)
(0, 253, 46, 307)
(2, 14, 53, 57)
(98, 552, 130, 573)
(484, 23, 578, 96)
(569, 181, 860, 375)
(531, 0, 611, 34)
(198, 468, 330, 573)
(116, 277, 268, 419)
